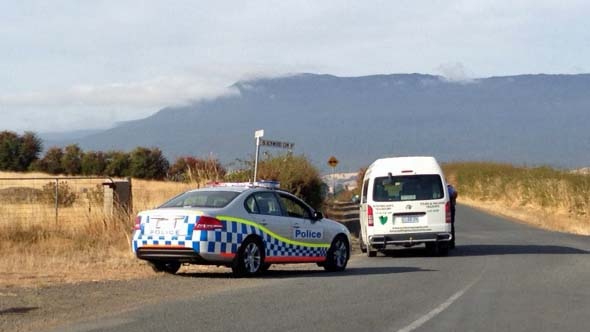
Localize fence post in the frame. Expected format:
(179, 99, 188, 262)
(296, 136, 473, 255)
(54, 178, 59, 224)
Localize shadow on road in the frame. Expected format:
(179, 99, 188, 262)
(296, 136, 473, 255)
(451, 244, 589, 256)
(0, 307, 39, 315)
(367, 244, 589, 259)
(176, 266, 434, 279)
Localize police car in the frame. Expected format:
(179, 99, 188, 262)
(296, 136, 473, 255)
(132, 182, 351, 276)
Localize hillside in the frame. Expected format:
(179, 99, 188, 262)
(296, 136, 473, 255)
(57, 73, 590, 171)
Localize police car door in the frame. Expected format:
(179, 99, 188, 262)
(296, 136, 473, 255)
(277, 193, 325, 245)
(246, 191, 292, 240)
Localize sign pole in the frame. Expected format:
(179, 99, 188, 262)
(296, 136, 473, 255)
(253, 130, 264, 182)
(327, 156, 339, 197)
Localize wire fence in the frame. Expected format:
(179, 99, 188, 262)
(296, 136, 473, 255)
(0, 177, 130, 226)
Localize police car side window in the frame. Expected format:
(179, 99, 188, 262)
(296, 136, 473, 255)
(278, 194, 311, 219)
(252, 192, 282, 216)
(244, 195, 260, 214)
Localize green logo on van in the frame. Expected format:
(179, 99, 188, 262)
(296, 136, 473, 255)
(379, 215, 388, 225)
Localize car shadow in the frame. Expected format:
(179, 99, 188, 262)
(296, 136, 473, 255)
(176, 266, 434, 279)
(375, 244, 588, 258)
(0, 306, 39, 315)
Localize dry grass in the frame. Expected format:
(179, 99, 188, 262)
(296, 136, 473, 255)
(443, 162, 590, 235)
(0, 173, 199, 288)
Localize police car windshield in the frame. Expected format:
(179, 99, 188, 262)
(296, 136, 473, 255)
(373, 175, 443, 202)
(160, 191, 240, 208)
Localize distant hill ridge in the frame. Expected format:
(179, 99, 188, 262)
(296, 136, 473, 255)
(59, 73, 590, 171)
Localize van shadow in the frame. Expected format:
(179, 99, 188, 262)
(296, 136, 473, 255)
(176, 266, 433, 280)
(451, 244, 589, 257)
(377, 244, 588, 258)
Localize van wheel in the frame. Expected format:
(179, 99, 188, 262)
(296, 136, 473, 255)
(359, 230, 367, 253)
(149, 261, 181, 274)
(426, 242, 449, 256)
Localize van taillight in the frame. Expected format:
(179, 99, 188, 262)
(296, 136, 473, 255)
(133, 216, 141, 230)
(368, 205, 374, 226)
(445, 202, 451, 223)
(195, 216, 223, 230)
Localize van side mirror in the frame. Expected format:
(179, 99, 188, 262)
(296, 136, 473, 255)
(312, 211, 323, 221)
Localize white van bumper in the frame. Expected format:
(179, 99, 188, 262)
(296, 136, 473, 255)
(369, 232, 452, 249)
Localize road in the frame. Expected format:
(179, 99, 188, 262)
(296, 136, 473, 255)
(46, 205, 590, 331)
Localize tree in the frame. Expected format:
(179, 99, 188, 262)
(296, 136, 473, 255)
(105, 151, 130, 177)
(39, 147, 65, 174)
(129, 147, 169, 180)
(81, 151, 107, 175)
(20, 132, 43, 170)
(0, 131, 42, 172)
(0, 131, 21, 171)
(62, 144, 83, 175)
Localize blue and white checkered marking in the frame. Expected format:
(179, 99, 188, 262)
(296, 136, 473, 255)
(133, 216, 329, 259)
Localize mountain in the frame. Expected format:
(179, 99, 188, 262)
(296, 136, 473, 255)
(67, 73, 590, 172)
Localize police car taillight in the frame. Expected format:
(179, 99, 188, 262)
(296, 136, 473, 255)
(368, 205, 374, 227)
(133, 216, 141, 230)
(195, 216, 223, 230)
(445, 201, 451, 223)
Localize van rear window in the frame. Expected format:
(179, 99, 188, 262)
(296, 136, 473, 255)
(373, 175, 443, 201)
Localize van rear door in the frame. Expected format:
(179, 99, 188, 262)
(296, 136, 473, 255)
(370, 174, 446, 234)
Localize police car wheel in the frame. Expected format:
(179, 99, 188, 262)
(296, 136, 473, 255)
(324, 236, 349, 272)
(232, 238, 265, 277)
(149, 261, 181, 274)
(261, 263, 272, 272)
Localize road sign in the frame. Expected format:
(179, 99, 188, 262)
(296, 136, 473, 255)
(255, 129, 264, 138)
(328, 156, 339, 168)
(260, 139, 295, 150)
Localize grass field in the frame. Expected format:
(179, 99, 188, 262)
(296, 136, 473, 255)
(443, 162, 590, 235)
(1, 163, 589, 287)
(0, 172, 197, 287)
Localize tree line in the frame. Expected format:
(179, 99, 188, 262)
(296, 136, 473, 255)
(0, 131, 225, 181)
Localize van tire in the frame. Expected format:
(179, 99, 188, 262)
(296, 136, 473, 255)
(426, 242, 449, 256)
(359, 229, 368, 253)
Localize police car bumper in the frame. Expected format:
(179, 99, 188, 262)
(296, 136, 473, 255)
(369, 232, 452, 249)
(135, 247, 233, 265)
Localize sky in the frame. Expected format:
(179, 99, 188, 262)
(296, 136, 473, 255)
(1, 0, 589, 133)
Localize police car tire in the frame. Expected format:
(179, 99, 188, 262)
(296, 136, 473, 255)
(149, 261, 181, 274)
(261, 263, 272, 272)
(324, 235, 349, 272)
(232, 237, 265, 277)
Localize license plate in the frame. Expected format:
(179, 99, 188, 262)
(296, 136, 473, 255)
(148, 218, 187, 236)
(401, 215, 420, 223)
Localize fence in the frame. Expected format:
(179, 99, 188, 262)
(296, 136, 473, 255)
(0, 177, 132, 225)
(324, 200, 360, 236)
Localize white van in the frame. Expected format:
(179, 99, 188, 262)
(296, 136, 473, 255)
(359, 156, 452, 256)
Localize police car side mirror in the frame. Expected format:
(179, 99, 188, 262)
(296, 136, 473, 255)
(312, 211, 323, 221)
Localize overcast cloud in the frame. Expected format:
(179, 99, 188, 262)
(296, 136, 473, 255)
(1, 0, 589, 132)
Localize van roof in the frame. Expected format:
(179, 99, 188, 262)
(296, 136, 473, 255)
(366, 156, 443, 176)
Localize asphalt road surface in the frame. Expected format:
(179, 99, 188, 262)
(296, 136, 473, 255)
(54, 205, 589, 332)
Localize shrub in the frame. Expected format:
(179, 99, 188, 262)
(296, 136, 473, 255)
(226, 153, 324, 209)
(41, 181, 78, 207)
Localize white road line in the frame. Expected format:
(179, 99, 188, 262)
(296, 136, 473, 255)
(395, 267, 486, 332)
